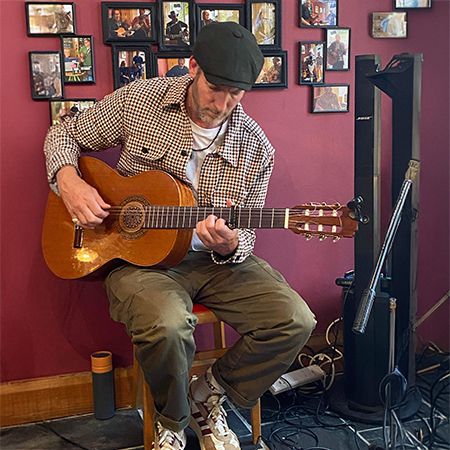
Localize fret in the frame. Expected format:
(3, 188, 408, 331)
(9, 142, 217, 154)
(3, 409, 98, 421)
(182, 207, 186, 228)
(271, 209, 274, 228)
(189, 208, 192, 229)
(176, 206, 180, 228)
(259, 209, 263, 228)
(238, 208, 241, 227)
(170, 206, 174, 228)
(248, 207, 251, 228)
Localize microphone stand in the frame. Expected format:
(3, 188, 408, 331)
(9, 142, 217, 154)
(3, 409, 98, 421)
(352, 159, 420, 334)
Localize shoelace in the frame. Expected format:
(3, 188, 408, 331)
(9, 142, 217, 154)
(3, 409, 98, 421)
(205, 395, 230, 436)
(157, 423, 183, 448)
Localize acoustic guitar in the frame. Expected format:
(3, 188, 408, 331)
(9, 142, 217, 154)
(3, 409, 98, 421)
(42, 157, 359, 279)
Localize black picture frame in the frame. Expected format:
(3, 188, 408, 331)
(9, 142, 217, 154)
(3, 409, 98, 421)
(325, 27, 350, 71)
(299, 0, 338, 28)
(153, 52, 191, 78)
(159, 0, 195, 51)
(253, 50, 287, 89)
(101, 2, 157, 44)
(25, 2, 76, 36)
(311, 84, 349, 113)
(29, 51, 64, 100)
(111, 43, 153, 90)
(394, 0, 431, 9)
(194, 3, 245, 36)
(371, 12, 407, 38)
(49, 98, 96, 125)
(61, 35, 95, 84)
(298, 41, 325, 85)
(246, 0, 281, 50)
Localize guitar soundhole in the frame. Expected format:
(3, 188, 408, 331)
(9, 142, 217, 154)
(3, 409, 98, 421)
(118, 198, 147, 239)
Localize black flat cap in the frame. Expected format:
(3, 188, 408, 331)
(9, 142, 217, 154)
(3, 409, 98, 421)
(193, 22, 264, 91)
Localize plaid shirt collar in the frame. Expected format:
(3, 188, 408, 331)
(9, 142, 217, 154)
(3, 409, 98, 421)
(161, 75, 243, 168)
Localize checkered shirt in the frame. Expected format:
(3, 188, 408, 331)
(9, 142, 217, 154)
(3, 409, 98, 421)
(44, 75, 275, 264)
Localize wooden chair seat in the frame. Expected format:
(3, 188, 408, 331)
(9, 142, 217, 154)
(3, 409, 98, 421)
(133, 303, 261, 449)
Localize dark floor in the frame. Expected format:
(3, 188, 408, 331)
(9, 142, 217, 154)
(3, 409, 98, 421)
(1, 356, 448, 450)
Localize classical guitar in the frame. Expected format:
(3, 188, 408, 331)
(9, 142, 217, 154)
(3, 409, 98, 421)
(42, 157, 359, 280)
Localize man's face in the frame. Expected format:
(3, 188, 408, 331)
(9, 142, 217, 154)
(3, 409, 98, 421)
(187, 58, 245, 128)
(178, 58, 185, 67)
(203, 10, 210, 20)
(113, 10, 121, 21)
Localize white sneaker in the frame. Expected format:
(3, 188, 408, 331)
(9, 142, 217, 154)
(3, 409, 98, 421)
(190, 394, 241, 450)
(153, 421, 186, 450)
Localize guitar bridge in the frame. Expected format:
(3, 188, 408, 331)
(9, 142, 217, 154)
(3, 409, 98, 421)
(73, 224, 84, 248)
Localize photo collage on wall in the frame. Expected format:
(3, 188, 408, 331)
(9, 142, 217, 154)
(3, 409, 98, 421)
(297, 0, 431, 113)
(26, 0, 289, 123)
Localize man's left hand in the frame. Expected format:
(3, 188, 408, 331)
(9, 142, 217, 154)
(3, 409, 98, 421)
(196, 215, 238, 257)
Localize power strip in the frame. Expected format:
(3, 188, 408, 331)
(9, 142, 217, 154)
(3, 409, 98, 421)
(269, 365, 326, 395)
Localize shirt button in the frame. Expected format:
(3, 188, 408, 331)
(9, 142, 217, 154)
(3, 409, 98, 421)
(142, 147, 149, 154)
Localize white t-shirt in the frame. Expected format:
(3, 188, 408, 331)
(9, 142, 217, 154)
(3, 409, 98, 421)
(187, 119, 228, 251)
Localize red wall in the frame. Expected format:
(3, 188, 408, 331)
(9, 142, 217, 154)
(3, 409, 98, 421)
(1, 0, 448, 382)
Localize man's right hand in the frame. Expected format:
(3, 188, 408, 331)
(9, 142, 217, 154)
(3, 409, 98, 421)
(56, 165, 110, 228)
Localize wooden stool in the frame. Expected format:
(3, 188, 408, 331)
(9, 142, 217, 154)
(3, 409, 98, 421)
(133, 304, 262, 449)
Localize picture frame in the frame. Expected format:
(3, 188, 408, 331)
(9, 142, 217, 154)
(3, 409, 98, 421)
(195, 3, 245, 35)
(254, 51, 288, 89)
(159, 0, 194, 51)
(299, 0, 337, 28)
(394, 0, 431, 9)
(49, 98, 96, 125)
(371, 12, 407, 38)
(325, 28, 350, 71)
(101, 2, 157, 44)
(29, 51, 64, 100)
(299, 41, 325, 85)
(311, 84, 349, 113)
(25, 2, 76, 36)
(246, 0, 281, 50)
(111, 44, 153, 89)
(153, 52, 191, 78)
(61, 35, 95, 83)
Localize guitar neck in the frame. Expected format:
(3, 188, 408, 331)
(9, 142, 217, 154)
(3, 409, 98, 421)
(142, 206, 290, 229)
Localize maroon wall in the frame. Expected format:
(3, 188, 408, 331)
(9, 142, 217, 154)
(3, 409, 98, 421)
(1, 0, 448, 382)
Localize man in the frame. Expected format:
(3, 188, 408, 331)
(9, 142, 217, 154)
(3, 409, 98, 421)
(201, 9, 215, 27)
(108, 9, 129, 38)
(131, 8, 151, 39)
(165, 58, 189, 77)
(79, 38, 92, 69)
(43, 22, 316, 450)
(301, 0, 319, 26)
(327, 33, 347, 70)
(165, 10, 189, 46)
(314, 86, 341, 111)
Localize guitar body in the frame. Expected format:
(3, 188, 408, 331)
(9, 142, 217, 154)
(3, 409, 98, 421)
(42, 157, 195, 279)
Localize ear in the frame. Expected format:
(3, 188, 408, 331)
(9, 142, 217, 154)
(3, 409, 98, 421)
(189, 56, 200, 78)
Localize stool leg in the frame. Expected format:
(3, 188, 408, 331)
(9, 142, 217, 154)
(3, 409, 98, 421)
(251, 398, 261, 445)
(143, 381, 155, 450)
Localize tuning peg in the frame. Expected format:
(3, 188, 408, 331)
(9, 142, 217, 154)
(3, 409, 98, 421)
(332, 236, 341, 243)
(319, 235, 326, 241)
(304, 233, 312, 241)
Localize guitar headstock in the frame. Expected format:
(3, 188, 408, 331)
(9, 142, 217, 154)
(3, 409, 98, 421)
(288, 202, 359, 241)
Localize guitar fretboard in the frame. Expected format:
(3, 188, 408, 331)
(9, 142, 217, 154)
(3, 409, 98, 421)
(141, 206, 290, 229)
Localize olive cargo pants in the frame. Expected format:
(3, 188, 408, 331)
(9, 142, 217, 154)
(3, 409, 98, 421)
(105, 251, 316, 431)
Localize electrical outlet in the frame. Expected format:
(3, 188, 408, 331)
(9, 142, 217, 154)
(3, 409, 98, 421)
(269, 365, 326, 395)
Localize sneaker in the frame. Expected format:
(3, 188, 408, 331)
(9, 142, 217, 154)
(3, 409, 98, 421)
(190, 394, 241, 450)
(153, 421, 186, 450)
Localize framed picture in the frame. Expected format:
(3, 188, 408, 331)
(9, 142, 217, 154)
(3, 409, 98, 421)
(49, 99, 96, 125)
(254, 51, 287, 89)
(101, 2, 157, 44)
(25, 2, 76, 36)
(326, 28, 350, 71)
(299, 41, 325, 85)
(312, 84, 349, 113)
(159, 0, 194, 50)
(371, 12, 407, 38)
(246, 0, 281, 49)
(195, 3, 245, 35)
(394, 0, 431, 8)
(29, 51, 64, 100)
(153, 52, 191, 77)
(299, 0, 337, 28)
(61, 35, 95, 83)
(112, 44, 153, 89)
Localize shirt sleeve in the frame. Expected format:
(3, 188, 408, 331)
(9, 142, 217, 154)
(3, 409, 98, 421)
(211, 149, 275, 265)
(44, 85, 129, 191)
